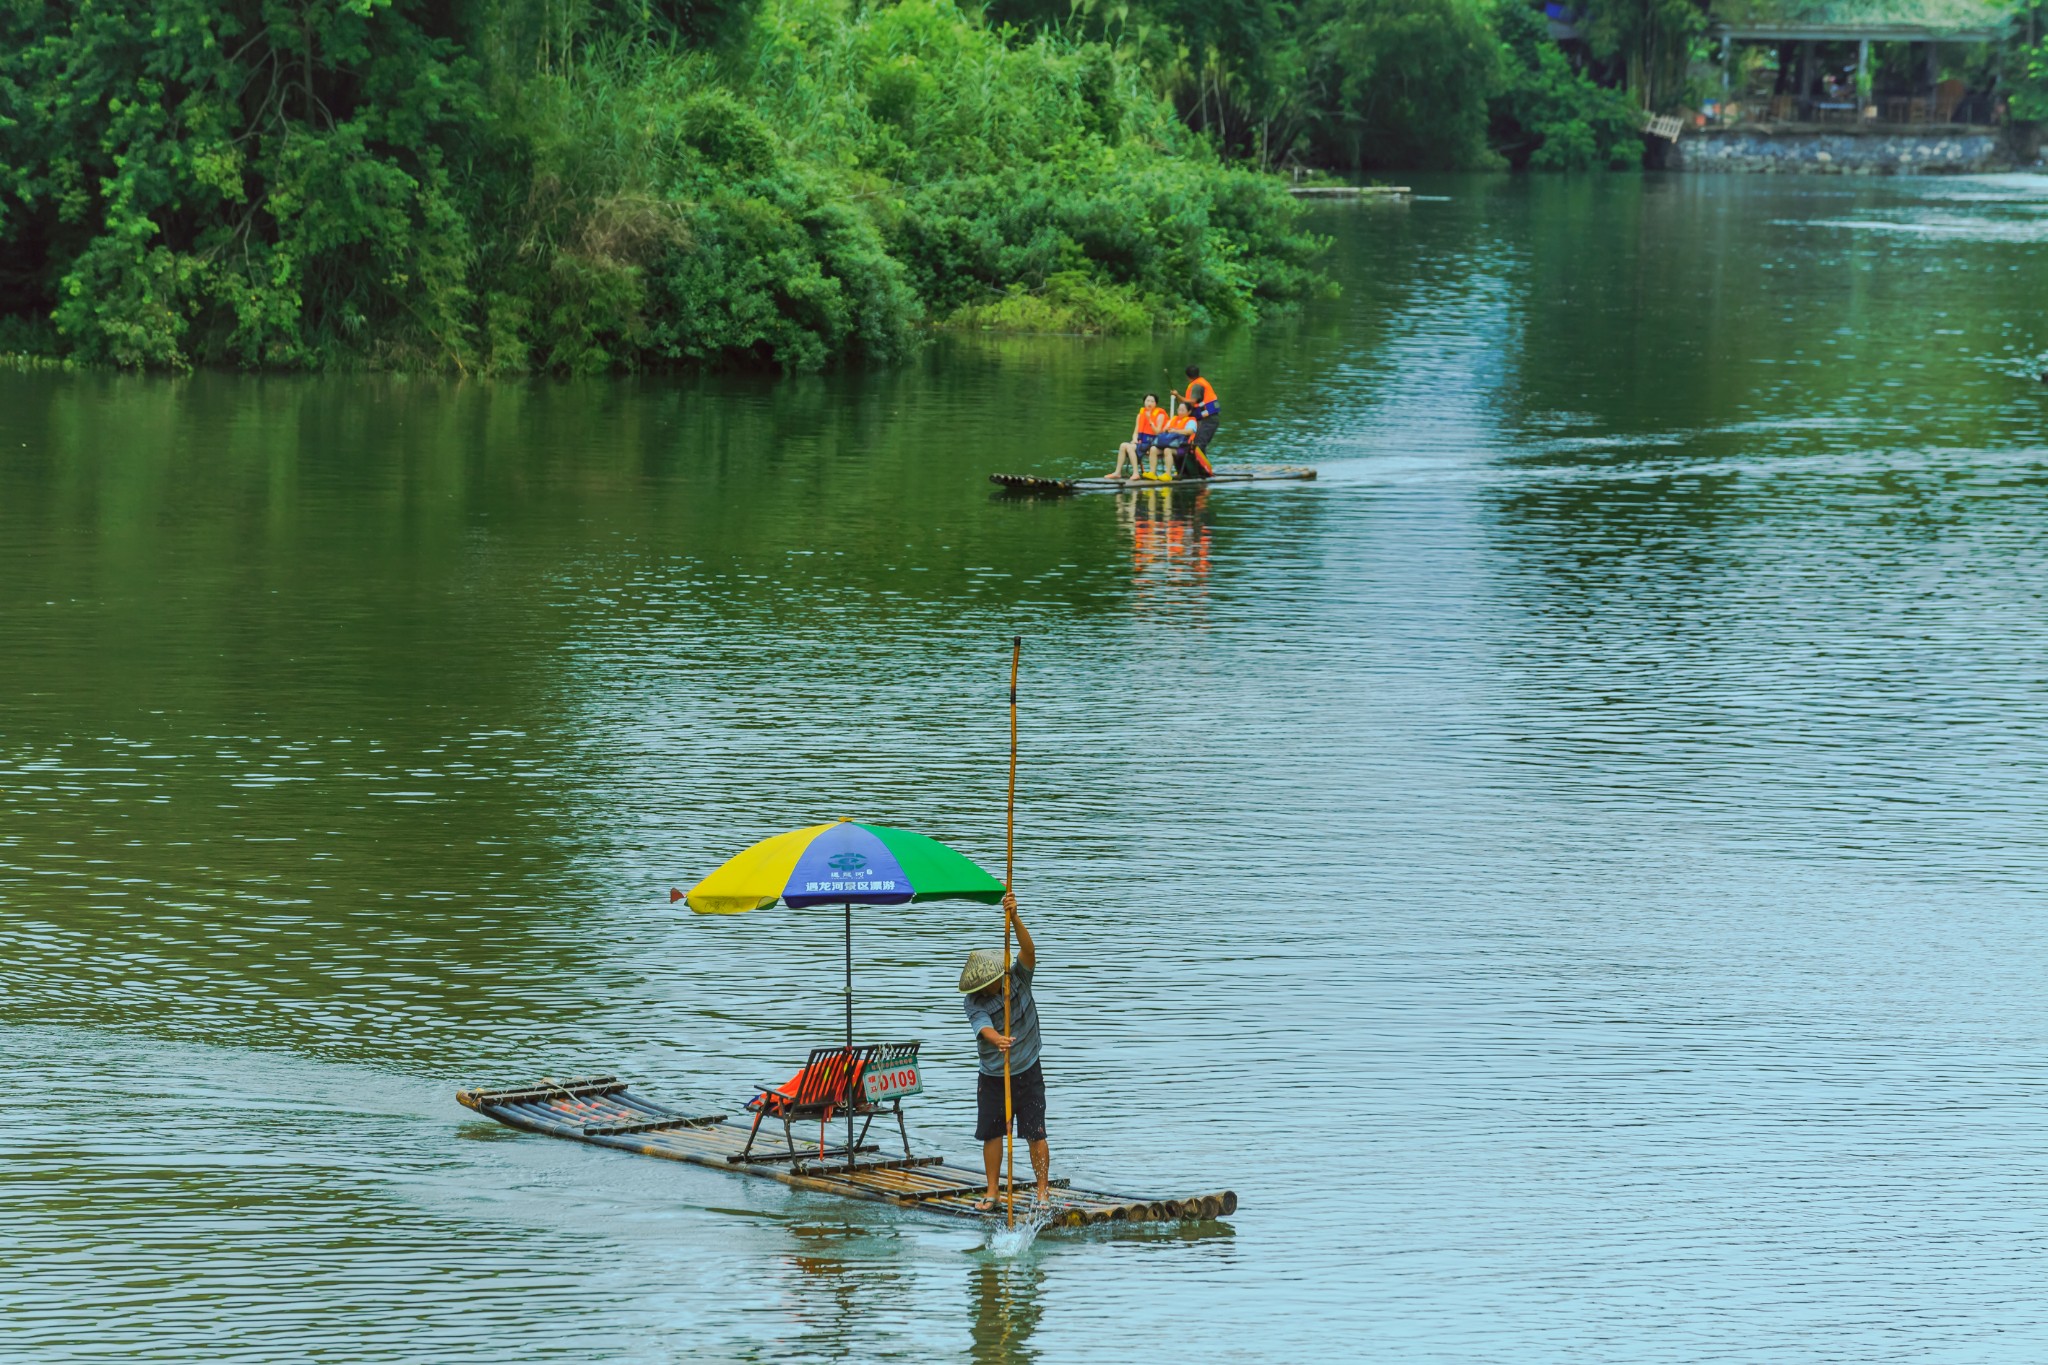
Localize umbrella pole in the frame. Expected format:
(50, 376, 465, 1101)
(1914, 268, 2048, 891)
(845, 899, 855, 1173)
(1002, 635, 1021, 1228)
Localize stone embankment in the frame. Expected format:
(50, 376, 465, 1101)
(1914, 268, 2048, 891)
(1670, 126, 2021, 174)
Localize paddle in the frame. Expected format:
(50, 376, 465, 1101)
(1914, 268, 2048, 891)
(1002, 635, 1021, 1229)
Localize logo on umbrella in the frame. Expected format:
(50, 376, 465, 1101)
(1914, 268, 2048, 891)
(827, 853, 870, 872)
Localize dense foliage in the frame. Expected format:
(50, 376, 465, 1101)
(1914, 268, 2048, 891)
(0, 0, 1674, 372)
(1044, 0, 1674, 172)
(2005, 24, 2048, 122)
(0, 0, 1327, 369)
(504, 0, 1330, 372)
(0, 0, 488, 368)
(1490, 0, 1648, 170)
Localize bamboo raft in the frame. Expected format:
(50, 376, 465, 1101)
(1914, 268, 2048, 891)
(991, 466, 1316, 496)
(458, 1076, 1236, 1228)
(1288, 184, 1411, 198)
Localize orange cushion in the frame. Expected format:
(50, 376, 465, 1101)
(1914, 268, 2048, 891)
(748, 1066, 808, 1115)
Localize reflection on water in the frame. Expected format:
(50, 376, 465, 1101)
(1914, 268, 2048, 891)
(1121, 487, 1215, 606)
(7, 173, 2048, 1362)
(969, 1259, 1045, 1365)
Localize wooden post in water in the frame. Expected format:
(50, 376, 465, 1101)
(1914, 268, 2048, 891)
(1002, 635, 1021, 1228)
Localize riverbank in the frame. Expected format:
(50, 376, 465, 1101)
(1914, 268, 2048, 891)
(1671, 123, 2033, 174)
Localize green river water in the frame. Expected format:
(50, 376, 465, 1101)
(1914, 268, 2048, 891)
(5, 173, 2048, 1362)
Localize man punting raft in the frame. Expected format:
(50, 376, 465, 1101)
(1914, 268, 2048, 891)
(1107, 365, 1219, 482)
(961, 891, 1052, 1212)
(457, 847, 1236, 1228)
(457, 651, 1236, 1231)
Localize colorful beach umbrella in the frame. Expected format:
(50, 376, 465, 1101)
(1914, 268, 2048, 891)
(673, 818, 1006, 1054)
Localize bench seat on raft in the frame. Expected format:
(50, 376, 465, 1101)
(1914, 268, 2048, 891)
(735, 1041, 922, 1166)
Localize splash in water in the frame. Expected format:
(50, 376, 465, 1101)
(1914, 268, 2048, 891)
(983, 1201, 1056, 1256)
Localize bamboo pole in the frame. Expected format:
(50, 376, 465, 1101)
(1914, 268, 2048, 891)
(1002, 634, 1021, 1229)
(845, 899, 855, 1173)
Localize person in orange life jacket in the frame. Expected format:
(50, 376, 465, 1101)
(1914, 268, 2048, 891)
(1151, 404, 1213, 480)
(1143, 401, 1198, 480)
(1179, 365, 1220, 461)
(1108, 393, 1167, 480)
(1171, 415, 1214, 479)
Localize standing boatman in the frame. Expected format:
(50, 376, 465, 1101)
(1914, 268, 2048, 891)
(1180, 365, 1221, 470)
(958, 890, 1051, 1211)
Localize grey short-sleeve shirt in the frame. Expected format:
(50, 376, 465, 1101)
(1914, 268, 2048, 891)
(964, 963, 1040, 1076)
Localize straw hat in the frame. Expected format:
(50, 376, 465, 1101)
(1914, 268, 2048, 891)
(958, 949, 1007, 995)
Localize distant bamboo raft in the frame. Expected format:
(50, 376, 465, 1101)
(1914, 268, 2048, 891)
(1287, 185, 1411, 197)
(990, 465, 1316, 496)
(458, 1077, 1237, 1228)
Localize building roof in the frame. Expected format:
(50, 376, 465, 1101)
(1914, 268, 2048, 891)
(1711, 0, 2015, 39)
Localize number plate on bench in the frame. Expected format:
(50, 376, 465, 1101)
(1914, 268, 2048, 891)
(863, 1061, 922, 1101)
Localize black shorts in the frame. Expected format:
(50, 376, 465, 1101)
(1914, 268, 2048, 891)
(975, 1061, 1047, 1142)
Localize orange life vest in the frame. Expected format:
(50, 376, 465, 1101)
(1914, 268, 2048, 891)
(1136, 404, 1167, 436)
(1184, 377, 1218, 416)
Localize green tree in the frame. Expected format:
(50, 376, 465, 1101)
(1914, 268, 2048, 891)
(1490, 0, 1644, 168)
(1298, 0, 1504, 169)
(1578, 0, 1705, 110)
(0, 0, 490, 368)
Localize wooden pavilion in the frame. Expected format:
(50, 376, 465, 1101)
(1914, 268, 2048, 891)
(1709, 0, 2015, 124)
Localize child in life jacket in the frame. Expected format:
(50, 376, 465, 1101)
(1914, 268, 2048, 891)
(1144, 402, 1201, 480)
